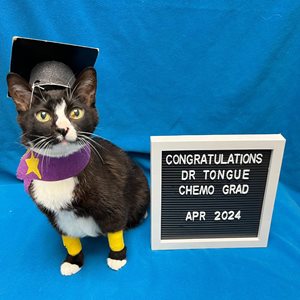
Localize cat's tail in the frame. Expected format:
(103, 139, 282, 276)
(126, 181, 150, 229)
(125, 162, 150, 229)
(126, 201, 149, 229)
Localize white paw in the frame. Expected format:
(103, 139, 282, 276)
(60, 262, 81, 276)
(107, 258, 127, 271)
(144, 211, 148, 219)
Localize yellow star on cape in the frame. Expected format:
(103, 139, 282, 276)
(25, 152, 42, 179)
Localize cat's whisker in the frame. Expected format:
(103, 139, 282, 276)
(20, 133, 48, 144)
(69, 80, 82, 101)
(76, 140, 87, 157)
(44, 142, 54, 170)
(21, 133, 40, 138)
(76, 138, 87, 152)
(31, 137, 54, 159)
(32, 93, 47, 103)
(32, 136, 52, 147)
(65, 73, 76, 100)
(32, 139, 47, 150)
(77, 131, 107, 147)
(79, 139, 92, 157)
(20, 134, 53, 149)
(31, 139, 48, 170)
(30, 134, 51, 138)
(67, 73, 76, 86)
(39, 142, 48, 171)
(78, 137, 104, 163)
(77, 133, 108, 152)
(19, 132, 28, 139)
(66, 87, 70, 101)
(33, 141, 48, 156)
(40, 139, 54, 171)
(82, 140, 100, 161)
(77, 130, 103, 137)
(29, 136, 46, 144)
(38, 88, 47, 103)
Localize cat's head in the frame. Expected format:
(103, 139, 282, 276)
(7, 67, 99, 157)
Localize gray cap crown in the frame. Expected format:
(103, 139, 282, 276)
(29, 61, 75, 88)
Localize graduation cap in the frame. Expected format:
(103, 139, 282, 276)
(8, 36, 99, 96)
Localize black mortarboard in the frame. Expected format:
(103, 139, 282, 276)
(8, 36, 99, 95)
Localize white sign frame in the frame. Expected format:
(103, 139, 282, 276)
(151, 134, 285, 250)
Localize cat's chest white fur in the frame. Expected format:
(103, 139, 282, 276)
(31, 178, 101, 237)
(32, 177, 78, 211)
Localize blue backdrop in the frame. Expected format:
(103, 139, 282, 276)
(0, 1, 299, 299)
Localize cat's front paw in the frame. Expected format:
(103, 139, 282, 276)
(107, 258, 127, 271)
(60, 262, 81, 276)
(60, 251, 84, 276)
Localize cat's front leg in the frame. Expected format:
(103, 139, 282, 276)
(107, 230, 127, 271)
(61, 235, 84, 276)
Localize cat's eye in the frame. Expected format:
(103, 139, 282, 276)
(69, 108, 84, 120)
(35, 111, 52, 123)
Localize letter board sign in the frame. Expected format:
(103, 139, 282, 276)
(151, 135, 285, 250)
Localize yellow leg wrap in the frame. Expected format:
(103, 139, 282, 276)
(107, 230, 125, 252)
(62, 235, 82, 256)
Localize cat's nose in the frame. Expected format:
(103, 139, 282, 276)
(56, 127, 69, 137)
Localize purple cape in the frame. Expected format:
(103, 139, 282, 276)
(17, 145, 91, 193)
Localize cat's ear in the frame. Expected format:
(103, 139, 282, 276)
(72, 67, 97, 107)
(7, 73, 32, 112)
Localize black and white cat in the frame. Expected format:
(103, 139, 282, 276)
(7, 66, 149, 276)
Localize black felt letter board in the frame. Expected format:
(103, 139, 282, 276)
(161, 150, 271, 240)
